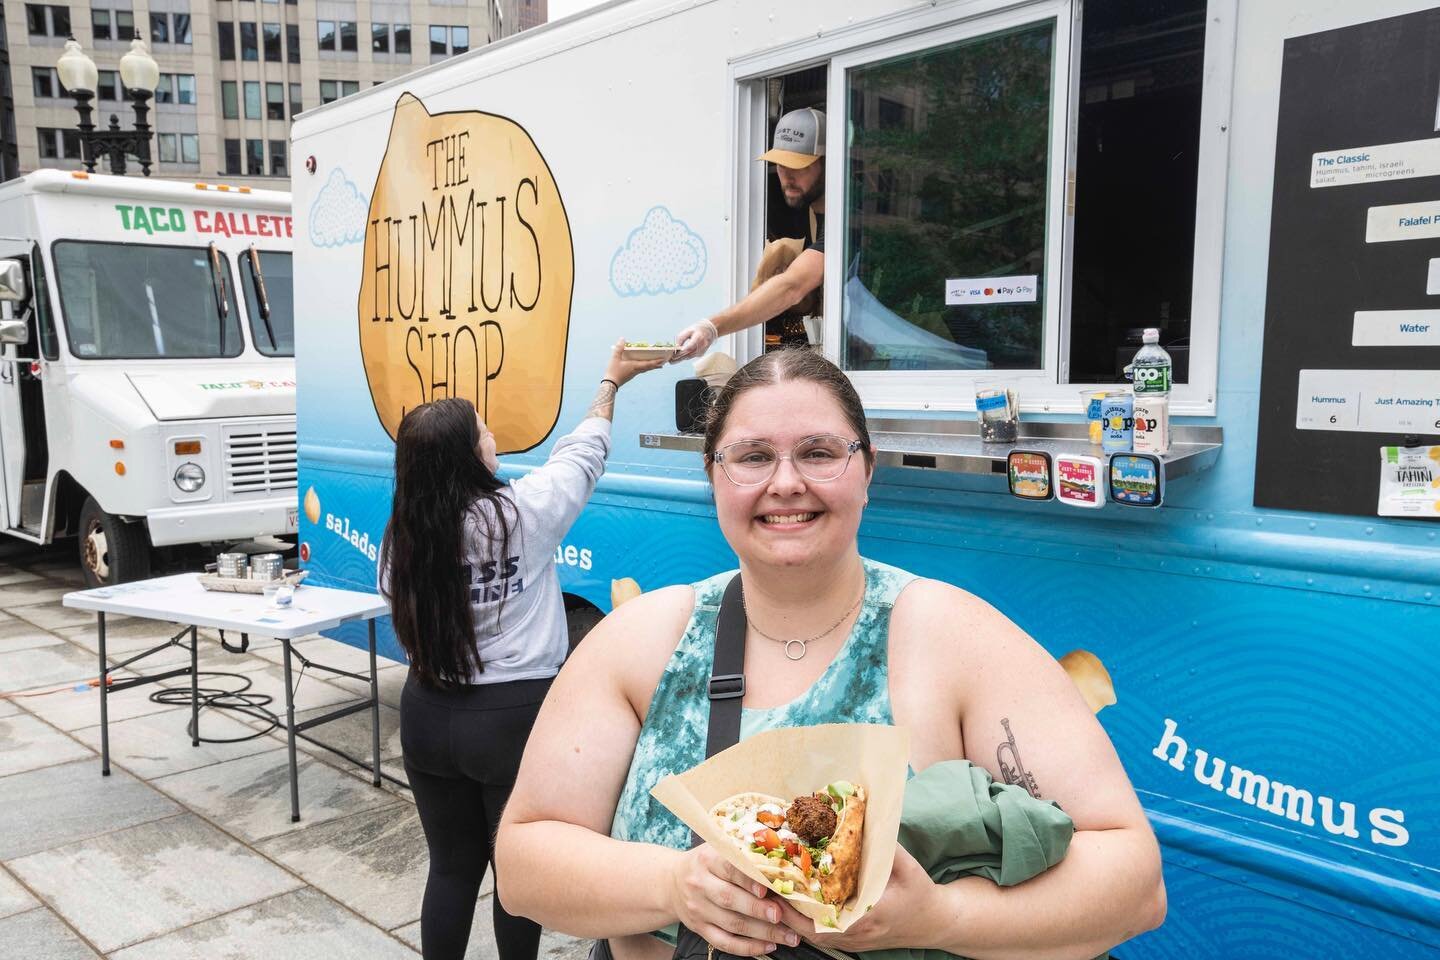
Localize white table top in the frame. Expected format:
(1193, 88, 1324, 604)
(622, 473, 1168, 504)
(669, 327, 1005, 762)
(63, 573, 390, 639)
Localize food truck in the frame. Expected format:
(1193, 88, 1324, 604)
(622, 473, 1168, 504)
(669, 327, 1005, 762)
(0, 171, 296, 586)
(290, 0, 1440, 955)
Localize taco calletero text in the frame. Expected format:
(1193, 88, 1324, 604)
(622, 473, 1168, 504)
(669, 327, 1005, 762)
(710, 781, 865, 916)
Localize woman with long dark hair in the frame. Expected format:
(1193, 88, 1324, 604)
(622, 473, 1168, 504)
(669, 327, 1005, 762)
(379, 341, 663, 960)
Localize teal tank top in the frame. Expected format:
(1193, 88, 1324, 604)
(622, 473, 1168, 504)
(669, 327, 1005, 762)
(611, 557, 917, 849)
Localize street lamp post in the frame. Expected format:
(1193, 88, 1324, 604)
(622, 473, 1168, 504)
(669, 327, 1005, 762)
(56, 37, 160, 177)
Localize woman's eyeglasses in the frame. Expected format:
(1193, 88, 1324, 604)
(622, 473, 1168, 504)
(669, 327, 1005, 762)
(711, 435, 864, 486)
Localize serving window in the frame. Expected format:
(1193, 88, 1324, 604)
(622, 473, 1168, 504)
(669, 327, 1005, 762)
(733, 0, 1229, 415)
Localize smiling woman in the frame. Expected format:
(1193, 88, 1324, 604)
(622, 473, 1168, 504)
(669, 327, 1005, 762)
(496, 347, 1165, 960)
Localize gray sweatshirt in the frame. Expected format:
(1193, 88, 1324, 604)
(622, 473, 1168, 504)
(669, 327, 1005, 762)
(380, 416, 611, 685)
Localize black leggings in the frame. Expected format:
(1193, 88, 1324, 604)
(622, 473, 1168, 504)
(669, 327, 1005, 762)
(401, 672, 553, 960)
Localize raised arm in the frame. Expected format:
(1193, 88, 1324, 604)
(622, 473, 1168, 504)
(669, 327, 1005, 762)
(673, 249, 823, 360)
(496, 587, 801, 954)
(906, 581, 1165, 960)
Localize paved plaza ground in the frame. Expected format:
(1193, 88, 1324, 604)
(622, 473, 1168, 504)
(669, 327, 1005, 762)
(0, 541, 589, 960)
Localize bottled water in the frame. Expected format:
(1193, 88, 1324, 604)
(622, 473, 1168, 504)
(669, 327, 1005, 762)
(1129, 328, 1172, 395)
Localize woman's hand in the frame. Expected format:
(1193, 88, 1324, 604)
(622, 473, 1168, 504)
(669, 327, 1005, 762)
(606, 338, 668, 387)
(774, 845, 939, 953)
(668, 843, 803, 957)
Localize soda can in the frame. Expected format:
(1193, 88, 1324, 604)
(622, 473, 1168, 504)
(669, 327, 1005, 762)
(1132, 396, 1171, 455)
(1100, 392, 1133, 453)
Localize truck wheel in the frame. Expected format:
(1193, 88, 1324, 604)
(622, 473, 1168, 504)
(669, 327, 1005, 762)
(79, 497, 151, 588)
(564, 597, 605, 654)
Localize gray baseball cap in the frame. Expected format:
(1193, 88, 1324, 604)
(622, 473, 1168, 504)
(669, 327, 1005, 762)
(758, 108, 826, 169)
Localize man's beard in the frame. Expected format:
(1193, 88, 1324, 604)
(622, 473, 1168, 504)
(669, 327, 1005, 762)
(784, 173, 824, 209)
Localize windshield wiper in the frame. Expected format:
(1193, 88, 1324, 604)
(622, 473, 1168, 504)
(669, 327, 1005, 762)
(208, 242, 229, 354)
(247, 244, 277, 351)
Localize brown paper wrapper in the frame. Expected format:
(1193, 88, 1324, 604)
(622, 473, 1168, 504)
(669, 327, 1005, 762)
(651, 723, 910, 933)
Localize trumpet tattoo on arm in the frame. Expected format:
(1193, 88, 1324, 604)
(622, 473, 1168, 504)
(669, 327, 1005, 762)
(997, 717, 1041, 799)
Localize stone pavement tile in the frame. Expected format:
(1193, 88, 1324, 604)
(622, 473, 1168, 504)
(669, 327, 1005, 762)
(9, 813, 303, 954)
(0, 581, 75, 608)
(255, 635, 403, 673)
(0, 643, 101, 694)
(266, 700, 403, 767)
(393, 907, 586, 960)
(153, 746, 395, 843)
(72, 706, 279, 779)
(0, 570, 44, 587)
(0, 713, 94, 778)
(257, 801, 426, 929)
(234, 662, 360, 714)
(12, 670, 180, 731)
(0, 760, 179, 860)
(0, 907, 102, 959)
(0, 696, 22, 717)
(109, 886, 418, 960)
(0, 617, 65, 655)
(333, 662, 408, 709)
(57, 617, 198, 656)
(0, 867, 38, 919)
(13, 603, 129, 631)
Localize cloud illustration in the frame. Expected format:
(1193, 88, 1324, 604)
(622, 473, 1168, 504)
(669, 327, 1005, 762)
(310, 168, 369, 248)
(610, 206, 707, 296)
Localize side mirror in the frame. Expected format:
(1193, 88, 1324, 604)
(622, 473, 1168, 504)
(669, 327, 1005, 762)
(0, 260, 24, 303)
(0, 320, 29, 346)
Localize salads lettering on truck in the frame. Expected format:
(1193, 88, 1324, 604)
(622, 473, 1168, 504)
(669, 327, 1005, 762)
(291, 2, 1440, 959)
(0, 170, 297, 586)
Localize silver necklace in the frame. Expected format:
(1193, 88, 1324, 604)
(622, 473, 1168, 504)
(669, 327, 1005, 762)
(741, 582, 865, 661)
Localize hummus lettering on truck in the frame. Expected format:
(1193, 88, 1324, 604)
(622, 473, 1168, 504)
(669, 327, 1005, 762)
(358, 93, 574, 452)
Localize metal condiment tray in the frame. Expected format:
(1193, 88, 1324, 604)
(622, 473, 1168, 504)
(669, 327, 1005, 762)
(640, 417, 1223, 481)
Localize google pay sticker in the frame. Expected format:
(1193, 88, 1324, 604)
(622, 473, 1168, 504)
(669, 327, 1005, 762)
(358, 93, 574, 451)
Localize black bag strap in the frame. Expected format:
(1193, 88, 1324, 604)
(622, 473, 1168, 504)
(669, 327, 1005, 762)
(688, 574, 746, 850)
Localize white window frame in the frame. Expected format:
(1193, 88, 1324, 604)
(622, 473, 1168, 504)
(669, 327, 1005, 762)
(727, 0, 1236, 417)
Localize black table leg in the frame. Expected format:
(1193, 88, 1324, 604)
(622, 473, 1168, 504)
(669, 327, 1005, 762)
(368, 620, 381, 786)
(189, 625, 199, 746)
(282, 638, 301, 822)
(98, 611, 109, 777)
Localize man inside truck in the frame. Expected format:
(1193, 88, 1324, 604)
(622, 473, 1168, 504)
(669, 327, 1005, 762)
(671, 108, 827, 361)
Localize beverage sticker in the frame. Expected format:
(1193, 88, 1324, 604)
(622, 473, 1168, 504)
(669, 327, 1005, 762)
(1110, 454, 1164, 508)
(1377, 445, 1440, 518)
(1007, 451, 1053, 500)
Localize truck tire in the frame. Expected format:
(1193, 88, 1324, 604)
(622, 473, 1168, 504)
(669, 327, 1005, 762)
(79, 497, 151, 588)
(564, 596, 605, 654)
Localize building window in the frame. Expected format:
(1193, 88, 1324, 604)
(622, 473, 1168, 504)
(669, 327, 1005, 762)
(26, 5, 71, 37)
(286, 23, 300, 63)
(451, 26, 468, 54)
(317, 20, 335, 51)
(157, 132, 177, 163)
(269, 139, 286, 176)
(37, 127, 58, 160)
(222, 81, 239, 119)
(91, 8, 111, 40)
(37, 128, 82, 160)
(176, 75, 195, 105)
(289, 83, 302, 114)
(181, 134, 199, 164)
(224, 139, 241, 175)
(153, 74, 175, 104)
(430, 25, 446, 56)
(246, 139, 264, 175)
(394, 24, 411, 55)
(263, 22, 281, 61)
(243, 81, 261, 119)
(173, 14, 192, 44)
(115, 10, 134, 41)
(218, 21, 235, 60)
(150, 12, 169, 44)
(320, 80, 337, 104)
(97, 70, 119, 101)
(31, 67, 65, 99)
(339, 21, 357, 52)
(372, 23, 388, 54)
(240, 22, 258, 60)
(342, 80, 359, 97)
(266, 82, 285, 120)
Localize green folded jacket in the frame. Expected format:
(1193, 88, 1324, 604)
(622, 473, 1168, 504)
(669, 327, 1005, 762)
(859, 759, 1104, 960)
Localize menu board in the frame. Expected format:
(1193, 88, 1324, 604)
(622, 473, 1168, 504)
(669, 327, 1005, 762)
(1254, 8, 1440, 517)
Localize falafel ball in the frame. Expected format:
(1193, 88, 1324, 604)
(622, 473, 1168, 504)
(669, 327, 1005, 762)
(785, 793, 837, 845)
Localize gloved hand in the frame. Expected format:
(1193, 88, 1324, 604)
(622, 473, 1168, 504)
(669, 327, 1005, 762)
(672, 319, 719, 362)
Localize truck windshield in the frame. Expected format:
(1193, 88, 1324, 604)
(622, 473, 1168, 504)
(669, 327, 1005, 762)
(53, 241, 243, 359)
(240, 249, 294, 357)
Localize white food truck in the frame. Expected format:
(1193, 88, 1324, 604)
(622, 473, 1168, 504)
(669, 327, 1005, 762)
(0, 170, 297, 586)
